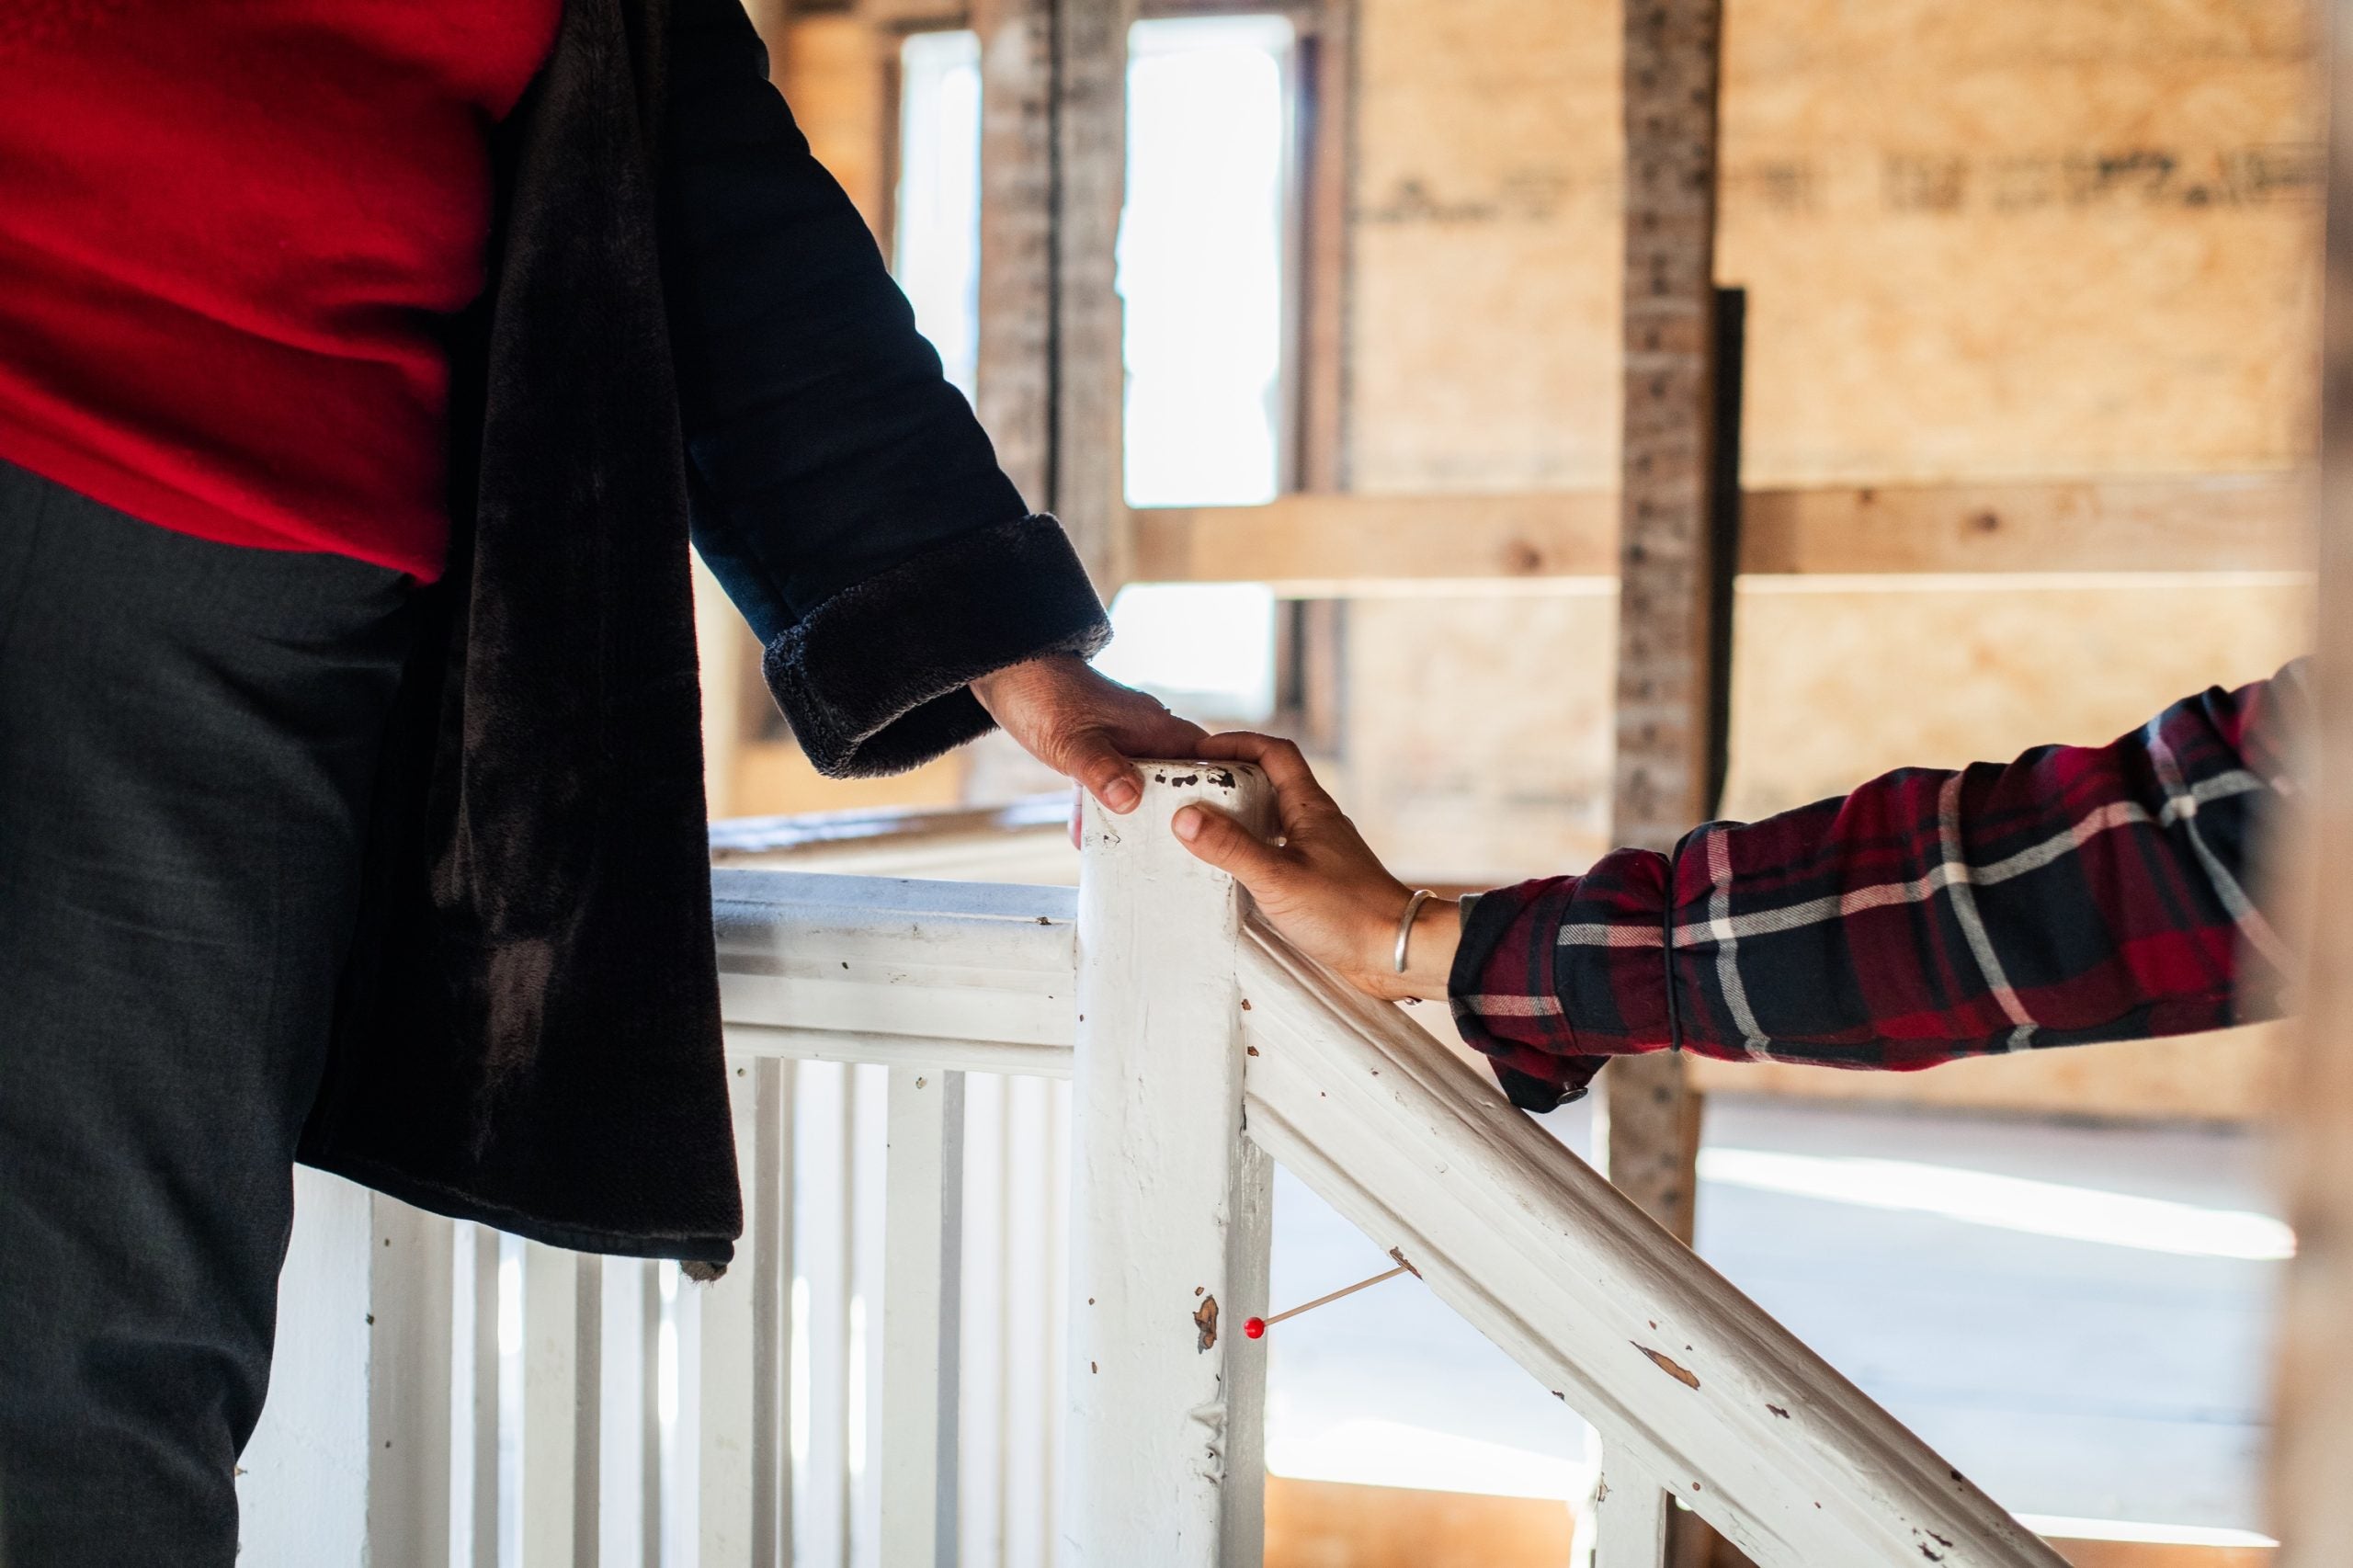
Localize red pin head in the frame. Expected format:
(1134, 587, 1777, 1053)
(1243, 1317, 1267, 1339)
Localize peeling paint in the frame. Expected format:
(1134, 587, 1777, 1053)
(1767, 1403, 1790, 1419)
(1194, 1293, 1219, 1351)
(1636, 1345, 1701, 1389)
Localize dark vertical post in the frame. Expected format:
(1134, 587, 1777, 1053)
(1602, 0, 1725, 1249)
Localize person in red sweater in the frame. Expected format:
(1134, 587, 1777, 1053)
(0, 4, 1191, 1562)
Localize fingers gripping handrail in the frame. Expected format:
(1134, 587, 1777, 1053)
(1234, 921, 2068, 1568)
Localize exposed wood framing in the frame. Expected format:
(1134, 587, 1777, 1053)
(1052, 0, 1139, 590)
(1293, 0, 1355, 492)
(972, 0, 1136, 593)
(1604, 0, 1727, 1255)
(2268, 1, 2347, 1558)
(1127, 472, 2313, 590)
(972, 0, 1056, 506)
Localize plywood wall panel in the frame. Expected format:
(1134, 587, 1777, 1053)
(1347, 0, 1621, 494)
(1719, 576, 2314, 820)
(1341, 576, 2309, 890)
(1346, 0, 2325, 489)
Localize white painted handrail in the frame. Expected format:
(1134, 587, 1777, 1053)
(252, 779, 2069, 1568)
(1235, 923, 2068, 1568)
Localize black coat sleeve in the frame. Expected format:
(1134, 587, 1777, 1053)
(662, 0, 1110, 777)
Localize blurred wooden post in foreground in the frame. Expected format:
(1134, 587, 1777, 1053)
(2269, 0, 2353, 1560)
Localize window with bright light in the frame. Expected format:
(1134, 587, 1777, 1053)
(1119, 14, 1295, 508)
(893, 29, 983, 399)
(892, 17, 1299, 723)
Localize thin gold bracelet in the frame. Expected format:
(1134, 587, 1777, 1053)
(1392, 889, 1437, 974)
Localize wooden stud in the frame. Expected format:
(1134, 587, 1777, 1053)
(1066, 764, 1277, 1566)
(1606, 0, 1724, 1247)
(1049, 0, 1140, 591)
(1608, 6, 1725, 1559)
(972, 0, 1056, 510)
(972, 0, 1137, 590)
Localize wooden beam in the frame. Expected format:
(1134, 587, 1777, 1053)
(1127, 472, 2313, 589)
(1739, 472, 2313, 576)
(1132, 490, 1620, 584)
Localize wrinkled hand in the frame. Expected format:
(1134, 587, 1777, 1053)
(970, 653, 1208, 814)
(1166, 732, 1460, 1002)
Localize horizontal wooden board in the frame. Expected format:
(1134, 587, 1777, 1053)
(1687, 1024, 2287, 1125)
(1129, 472, 2312, 588)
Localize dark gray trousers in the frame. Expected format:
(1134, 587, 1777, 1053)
(0, 460, 415, 1566)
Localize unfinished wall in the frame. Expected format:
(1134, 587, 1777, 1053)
(1339, 0, 2324, 907)
(1347, 0, 2322, 490)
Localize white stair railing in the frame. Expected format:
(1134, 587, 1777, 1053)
(247, 766, 2070, 1568)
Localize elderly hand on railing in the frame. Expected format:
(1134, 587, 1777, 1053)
(1167, 732, 1461, 1004)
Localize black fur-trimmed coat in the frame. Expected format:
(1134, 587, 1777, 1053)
(295, 0, 1108, 1267)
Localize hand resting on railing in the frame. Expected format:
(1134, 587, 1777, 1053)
(1171, 661, 2302, 1111)
(1167, 732, 1462, 1004)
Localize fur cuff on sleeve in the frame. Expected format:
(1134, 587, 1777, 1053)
(762, 515, 1111, 778)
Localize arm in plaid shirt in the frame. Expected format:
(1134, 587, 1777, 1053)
(1449, 662, 2311, 1112)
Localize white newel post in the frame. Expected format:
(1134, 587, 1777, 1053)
(1066, 763, 1276, 1567)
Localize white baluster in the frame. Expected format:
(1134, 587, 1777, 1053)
(1593, 1459, 1671, 1568)
(520, 1243, 599, 1568)
(695, 1053, 786, 1566)
(368, 1196, 456, 1566)
(881, 1066, 966, 1568)
(471, 1224, 504, 1568)
(1064, 764, 1276, 1568)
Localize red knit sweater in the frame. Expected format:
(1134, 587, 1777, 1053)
(0, 2, 561, 581)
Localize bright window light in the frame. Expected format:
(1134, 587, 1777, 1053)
(1104, 15, 1295, 719)
(892, 17, 1295, 722)
(893, 30, 983, 399)
(1092, 582, 1277, 719)
(1120, 14, 1294, 507)
(1265, 1415, 1593, 1501)
(1699, 1147, 2296, 1261)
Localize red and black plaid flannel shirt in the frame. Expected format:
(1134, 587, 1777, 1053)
(1449, 663, 2309, 1112)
